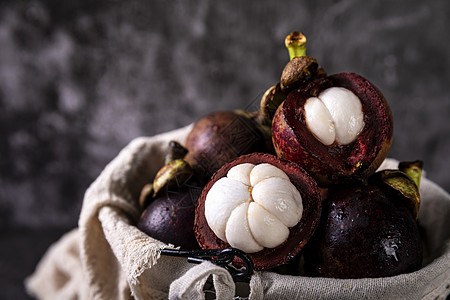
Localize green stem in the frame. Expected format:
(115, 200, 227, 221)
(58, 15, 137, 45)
(398, 160, 424, 189)
(285, 32, 307, 60)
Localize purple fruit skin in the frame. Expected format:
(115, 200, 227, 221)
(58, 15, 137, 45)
(138, 184, 201, 250)
(305, 185, 423, 278)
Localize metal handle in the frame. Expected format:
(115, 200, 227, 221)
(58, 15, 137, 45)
(160, 248, 254, 282)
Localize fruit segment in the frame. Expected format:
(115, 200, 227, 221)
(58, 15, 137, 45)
(247, 202, 290, 248)
(305, 87, 365, 146)
(304, 97, 335, 145)
(204, 177, 251, 242)
(225, 202, 264, 253)
(251, 177, 302, 227)
(227, 163, 254, 186)
(249, 163, 290, 186)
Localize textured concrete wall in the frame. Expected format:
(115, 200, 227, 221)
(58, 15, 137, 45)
(1, 0, 449, 231)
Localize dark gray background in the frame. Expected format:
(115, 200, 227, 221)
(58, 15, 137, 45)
(1, 0, 449, 298)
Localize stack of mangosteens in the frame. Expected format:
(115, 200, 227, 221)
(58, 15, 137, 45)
(137, 32, 424, 279)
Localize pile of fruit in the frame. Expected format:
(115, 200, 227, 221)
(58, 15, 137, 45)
(137, 32, 423, 279)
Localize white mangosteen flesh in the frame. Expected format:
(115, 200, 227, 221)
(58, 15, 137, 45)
(304, 87, 365, 146)
(204, 163, 303, 253)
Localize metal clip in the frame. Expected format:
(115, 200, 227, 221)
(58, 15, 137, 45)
(160, 248, 254, 282)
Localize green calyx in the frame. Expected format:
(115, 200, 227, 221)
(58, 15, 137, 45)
(375, 161, 424, 220)
(152, 159, 194, 197)
(399, 160, 423, 189)
(139, 141, 195, 209)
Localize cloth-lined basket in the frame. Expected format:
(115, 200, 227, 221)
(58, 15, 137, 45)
(26, 124, 450, 299)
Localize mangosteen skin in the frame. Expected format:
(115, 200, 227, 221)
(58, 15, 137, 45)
(194, 152, 322, 270)
(272, 72, 393, 186)
(184, 111, 268, 181)
(137, 183, 202, 250)
(304, 185, 423, 278)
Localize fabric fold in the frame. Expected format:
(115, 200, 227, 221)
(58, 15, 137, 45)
(169, 261, 235, 300)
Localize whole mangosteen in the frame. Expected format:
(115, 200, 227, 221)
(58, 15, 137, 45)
(304, 161, 423, 278)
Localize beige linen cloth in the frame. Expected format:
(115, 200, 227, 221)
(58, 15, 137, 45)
(26, 124, 450, 300)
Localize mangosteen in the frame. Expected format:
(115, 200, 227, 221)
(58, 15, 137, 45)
(184, 111, 270, 181)
(194, 152, 322, 270)
(137, 141, 202, 250)
(304, 161, 423, 278)
(272, 71, 394, 186)
(261, 32, 393, 186)
(138, 182, 202, 250)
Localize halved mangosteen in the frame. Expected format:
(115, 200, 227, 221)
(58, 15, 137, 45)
(272, 72, 394, 186)
(194, 152, 322, 270)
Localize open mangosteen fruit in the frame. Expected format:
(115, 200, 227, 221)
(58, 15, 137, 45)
(194, 152, 322, 270)
(303, 161, 423, 278)
(272, 72, 394, 186)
